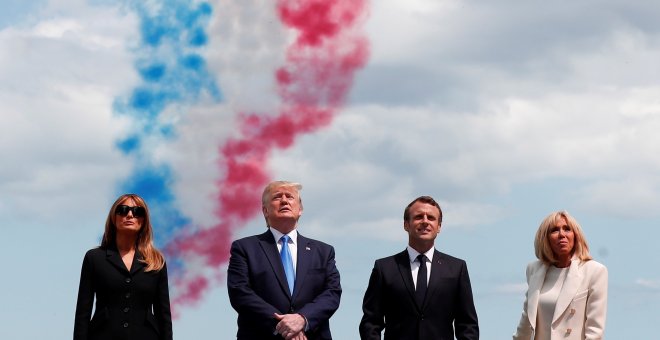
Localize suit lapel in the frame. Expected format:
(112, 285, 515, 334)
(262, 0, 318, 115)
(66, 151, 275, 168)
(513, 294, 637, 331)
(394, 250, 418, 309)
(292, 234, 312, 300)
(526, 262, 547, 328)
(105, 246, 146, 275)
(424, 250, 446, 310)
(553, 259, 582, 323)
(105, 246, 129, 274)
(130, 249, 146, 275)
(258, 231, 292, 298)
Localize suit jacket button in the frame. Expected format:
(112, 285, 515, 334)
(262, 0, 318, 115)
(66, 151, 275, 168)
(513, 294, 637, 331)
(123, 322, 129, 328)
(566, 328, 572, 335)
(569, 308, 575, 315)
(125, 278, 131, 283)
(123, 307, 130, 313)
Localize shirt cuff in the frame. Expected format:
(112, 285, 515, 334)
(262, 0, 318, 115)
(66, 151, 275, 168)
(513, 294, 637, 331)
(299, 313, 309, 332)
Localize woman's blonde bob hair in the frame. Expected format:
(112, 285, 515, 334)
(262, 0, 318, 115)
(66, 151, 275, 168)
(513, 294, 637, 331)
(534, 210, 592, 266)
(101, 194, 165, 272)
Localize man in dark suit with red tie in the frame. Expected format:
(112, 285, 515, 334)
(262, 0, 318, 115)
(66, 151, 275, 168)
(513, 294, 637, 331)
(359, 196, 479, 340)
(227, 181, 341, 340)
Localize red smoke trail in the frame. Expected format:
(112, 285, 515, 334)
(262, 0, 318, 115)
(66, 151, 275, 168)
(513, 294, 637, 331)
(168, 0, 369, 310)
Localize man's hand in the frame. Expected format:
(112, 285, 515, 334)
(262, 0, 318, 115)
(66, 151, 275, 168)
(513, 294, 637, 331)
(290, 332, 307, 340)
(274, 313, 306, 340)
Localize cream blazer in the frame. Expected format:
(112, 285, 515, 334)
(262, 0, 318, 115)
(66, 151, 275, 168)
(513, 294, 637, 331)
(513, 259, 608, 340)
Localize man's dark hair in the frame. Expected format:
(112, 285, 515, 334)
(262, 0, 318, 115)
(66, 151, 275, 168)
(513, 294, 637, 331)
(403, 196, 442, 222)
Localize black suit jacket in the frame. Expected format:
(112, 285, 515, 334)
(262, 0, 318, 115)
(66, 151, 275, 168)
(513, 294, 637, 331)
(227, 230, 342, 340)
(359, 250, 479, 340)
(73, 246, 173, 340)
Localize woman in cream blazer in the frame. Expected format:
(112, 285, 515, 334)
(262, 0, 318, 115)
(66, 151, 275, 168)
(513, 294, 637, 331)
(513, 211, 607, 340)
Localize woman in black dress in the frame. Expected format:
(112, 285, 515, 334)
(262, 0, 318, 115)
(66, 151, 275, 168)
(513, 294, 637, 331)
(74, 194, 173, 340)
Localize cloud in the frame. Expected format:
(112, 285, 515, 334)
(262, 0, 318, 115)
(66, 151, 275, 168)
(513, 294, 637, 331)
(635, 278, 660, 290)
(493, 282, 527, 295)
(577, 178, 660, 218)
(356, 0, 660, 108)
(269, 1, 660, 224)
(0, 2, 136, 223)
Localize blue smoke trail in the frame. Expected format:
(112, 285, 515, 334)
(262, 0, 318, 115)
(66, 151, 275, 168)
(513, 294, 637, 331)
(113, 0, 220, 246)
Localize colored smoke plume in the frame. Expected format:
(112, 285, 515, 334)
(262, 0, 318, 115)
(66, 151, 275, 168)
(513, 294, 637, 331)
(166, 0, 370, 311)
(114, 0, 219, 247)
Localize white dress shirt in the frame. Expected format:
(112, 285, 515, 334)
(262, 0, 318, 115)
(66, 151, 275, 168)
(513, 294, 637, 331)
(269, 228, 299, 274)
(406, 246, 434, 289)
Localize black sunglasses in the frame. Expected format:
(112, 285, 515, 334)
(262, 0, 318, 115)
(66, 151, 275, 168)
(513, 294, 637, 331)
(115, 205, 146, 217)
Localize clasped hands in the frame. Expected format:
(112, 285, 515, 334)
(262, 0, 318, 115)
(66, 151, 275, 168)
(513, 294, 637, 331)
(274, 313, 307, 340)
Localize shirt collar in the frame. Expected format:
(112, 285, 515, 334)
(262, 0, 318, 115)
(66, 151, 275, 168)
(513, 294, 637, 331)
(406, 245, 434, 263)
(269, 227, 298, 245)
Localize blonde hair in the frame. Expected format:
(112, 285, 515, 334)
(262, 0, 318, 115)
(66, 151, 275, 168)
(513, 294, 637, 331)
(534, 210, 592, 265)
(261, 181, 303, 206)
(101, 194, 165, 272)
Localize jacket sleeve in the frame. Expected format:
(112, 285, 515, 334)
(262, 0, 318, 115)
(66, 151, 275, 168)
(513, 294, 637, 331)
(154, 262, 173, 340)
(227, 240, 282, 328)
(73, 251, 94, 340)
(454, 260, 479, 340)
(296, 245, 342, 333)
(513, 263, 534, 340)
(584, 262, 608, 340)
(359, 261, 384, 340)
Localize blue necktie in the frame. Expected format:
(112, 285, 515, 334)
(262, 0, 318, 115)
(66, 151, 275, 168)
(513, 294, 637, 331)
(280, 235, 295, 294)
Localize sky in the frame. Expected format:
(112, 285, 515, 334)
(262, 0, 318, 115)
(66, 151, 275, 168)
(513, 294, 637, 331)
(1, 0, 660, 339)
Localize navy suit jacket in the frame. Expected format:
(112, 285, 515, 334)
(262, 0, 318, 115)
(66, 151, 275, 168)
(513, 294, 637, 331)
(227, 230, 341, 340)
(359, 250, 479, 340)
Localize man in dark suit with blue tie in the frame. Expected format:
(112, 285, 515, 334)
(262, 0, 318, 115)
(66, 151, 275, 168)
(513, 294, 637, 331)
(359, 196, 479, 340)
(228, 181, 342, 340)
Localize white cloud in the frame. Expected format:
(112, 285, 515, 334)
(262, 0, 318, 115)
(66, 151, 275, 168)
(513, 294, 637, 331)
(0, 1, 136, 223)
(163, 104, 234, 226)
(493, 282, 527, 295)
(207, 0, 287, 112)
(366, 0, 463, 65)
(577, 178, 660, 218)
(635, 278, 660, 290)
(280, 12, 660, 221)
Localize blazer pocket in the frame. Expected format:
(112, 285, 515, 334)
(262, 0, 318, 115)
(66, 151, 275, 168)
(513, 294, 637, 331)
(89, 307, 109, 331)
(573, 289, 589, 301)
(145, 309, 161, 335)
